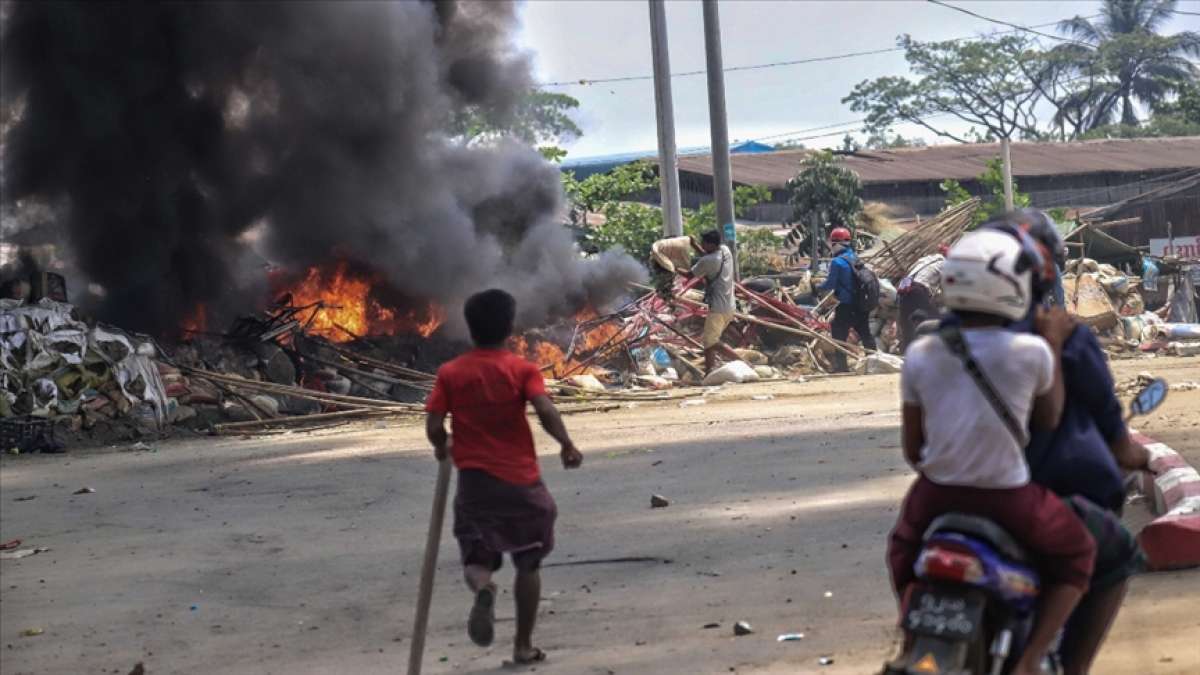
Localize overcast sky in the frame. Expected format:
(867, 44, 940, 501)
(515, 0, 1200, 159)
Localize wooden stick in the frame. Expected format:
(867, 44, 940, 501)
(212, 407, 415, 432)
(407, 458, 453, 675)
(184, 367, 422, 410)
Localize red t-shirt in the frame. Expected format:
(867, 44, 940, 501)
(425, 348, 548, 486)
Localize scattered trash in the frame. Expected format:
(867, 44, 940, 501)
(20, 628, 44, 637)
(823, 591, 833, 598)
(679, 398, 707, 408)
(697, 571, 721, 578)
(733, 621, 754, 636)
(128, 663, 146, 675)
(0, 539, 21, 550)
(650, 494, 670, 508)
(777, 633, 805, 642)
(818, 656, 835, 666)
(751, 394, 775, 401)
(72, 487, 96, 495)
(0, 547, 49, 560)
(855, 352, 904, 375)
(702, 360, 760, 386)
(129, 441, 153, 452)
(190, 604, 198, 611)
(702, 622, 721, 630)
(13, 495, 37, 502)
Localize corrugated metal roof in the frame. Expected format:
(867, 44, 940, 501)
(672, 137, 1200, 188)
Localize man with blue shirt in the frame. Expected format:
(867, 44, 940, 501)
(819, 226, 876, 372)
(984, 210, 1149, 674)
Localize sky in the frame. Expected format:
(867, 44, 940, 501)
(515, 0, 1200, 160)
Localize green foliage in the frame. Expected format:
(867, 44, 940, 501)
(453, 90, 583, 146)
(1053, 0, 1200, 130)
(538, 146, 568, 163)
(736, 227, 785, 277)
(565, 164, 773, 266)
(783, 151, 863, 254)
(684, 184, 772, 235)
(844, 34, 1042, 144)
(941, 158, 1031, 226)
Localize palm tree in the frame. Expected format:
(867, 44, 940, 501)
(1057, 0, 1200, 129)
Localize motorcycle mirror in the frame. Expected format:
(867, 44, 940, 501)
(1129, 378, 1168, 419)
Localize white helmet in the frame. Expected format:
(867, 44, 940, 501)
(941, 230, 1033, 321)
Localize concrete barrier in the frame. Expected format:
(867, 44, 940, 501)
(1132, 432, 1200, 571)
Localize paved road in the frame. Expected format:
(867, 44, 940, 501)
(2, 358, 1198, 674)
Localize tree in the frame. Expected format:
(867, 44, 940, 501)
(940, 158, 1031, 225)
(564, 163, 771, 265)
(844, 34, 1044, 145)
(783, 151, 863, 260)
(941, 158, 1067, 225)
(1055, 0, 1200, 128)
(452, 89, 582, 154)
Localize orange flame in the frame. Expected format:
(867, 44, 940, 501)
(280, 261, 445, 342)
(181, 304, 208, 336)
(509, 308, 623, 377)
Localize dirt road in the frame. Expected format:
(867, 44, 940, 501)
(3, 357, 1198, 675)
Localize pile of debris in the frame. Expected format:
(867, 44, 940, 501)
(1063, 257, 1200, 357)
(1, 298, 171, 449)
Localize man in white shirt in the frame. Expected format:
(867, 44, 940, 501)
(897, 246, 948, 351)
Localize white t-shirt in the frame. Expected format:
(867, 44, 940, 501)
(900, 328, 1055, 489)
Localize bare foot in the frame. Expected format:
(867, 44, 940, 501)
(512, 646, 546, 664)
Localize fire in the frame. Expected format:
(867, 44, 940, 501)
(181, 304, 208, 336)
(279, 261, 445, 342)
(510, 307, 624, 378)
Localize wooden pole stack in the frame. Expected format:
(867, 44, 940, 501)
(861, 198, 980, 281)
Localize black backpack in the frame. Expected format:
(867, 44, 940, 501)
(851, 258, 881, 311)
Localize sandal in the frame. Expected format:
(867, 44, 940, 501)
(513, 647, 547, 665)
(467, 584, 496, 647)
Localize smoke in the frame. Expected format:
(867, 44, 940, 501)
(0, 0, 644, 334)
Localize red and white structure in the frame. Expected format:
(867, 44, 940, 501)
(1133, 431, 1200, 570)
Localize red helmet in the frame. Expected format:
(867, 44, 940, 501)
(829, 227, 852, 242)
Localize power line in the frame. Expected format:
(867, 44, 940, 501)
(925, 0, 1094, 48)
(535, 15, 1098, 88)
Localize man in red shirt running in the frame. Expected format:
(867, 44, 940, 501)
(425, 288, 583, 665)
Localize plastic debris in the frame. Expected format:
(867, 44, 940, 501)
(73, 487, 96, 495)
(0, 547, 49, 560)
(679, 398, 707, 408)
(20, 628, 44, 637)
(702, 361, 760, 386)
(702, 622, 720, 630)
(823, 591, 833, 598)
(777, 633, 805, 642)
(650, 494, 670, 508)
(818, 656, 835, 665)
(733, 621, 754, 636)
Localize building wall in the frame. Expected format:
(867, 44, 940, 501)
(1094, 186, 1200, 248)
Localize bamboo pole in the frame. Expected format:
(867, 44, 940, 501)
(407, 458, 453, 675)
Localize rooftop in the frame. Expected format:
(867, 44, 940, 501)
(669, 136, 1200, 188)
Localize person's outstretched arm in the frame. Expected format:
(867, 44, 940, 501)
(530, 395, 582, 469)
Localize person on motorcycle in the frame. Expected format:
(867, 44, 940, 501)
(888, 230, 1096, 675)
(985, 209, 1149, 674)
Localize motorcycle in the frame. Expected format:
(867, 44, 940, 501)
(882, 378, 1169, 675)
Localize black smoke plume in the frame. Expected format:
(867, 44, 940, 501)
(0, 0, 644, 334)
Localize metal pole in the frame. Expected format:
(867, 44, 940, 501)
(648, 0, 683, 236)
(702, 0, 737, 279)
(1000, 136, 1015, 211)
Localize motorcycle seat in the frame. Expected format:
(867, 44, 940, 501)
(924, 512, 1028, 563)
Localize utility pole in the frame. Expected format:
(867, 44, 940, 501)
(702, 0, 738, 279)
(648, 0, 683, 236)
(1000, 136, 1015, 211)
